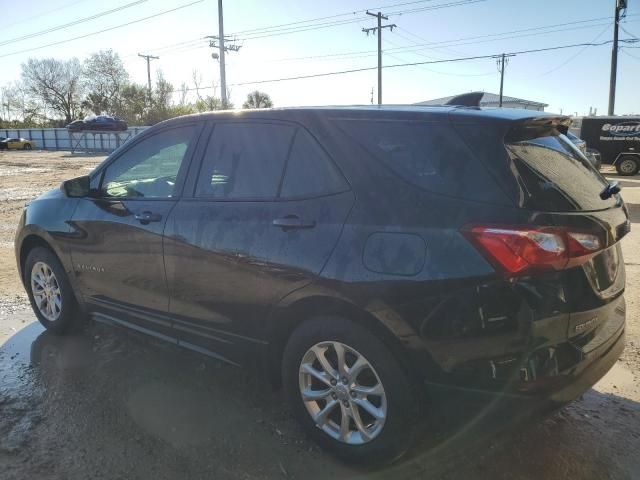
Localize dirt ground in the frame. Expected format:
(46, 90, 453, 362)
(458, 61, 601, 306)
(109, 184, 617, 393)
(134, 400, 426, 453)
(0, 150, 639, 479)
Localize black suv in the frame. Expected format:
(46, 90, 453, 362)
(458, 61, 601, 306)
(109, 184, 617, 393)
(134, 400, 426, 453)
(15, 107, 628, 463)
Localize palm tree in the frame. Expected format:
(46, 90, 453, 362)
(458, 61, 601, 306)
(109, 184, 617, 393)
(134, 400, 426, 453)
(242, 90, 273, 109)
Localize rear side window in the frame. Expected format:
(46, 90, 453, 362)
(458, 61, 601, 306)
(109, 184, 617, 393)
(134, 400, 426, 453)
(196, 123, 295, 199)
(280, 129, 347, 198)
(336, 119, 501, 202)
(506, 135, 616, 211)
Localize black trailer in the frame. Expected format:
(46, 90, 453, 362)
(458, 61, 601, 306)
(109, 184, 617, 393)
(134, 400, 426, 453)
(579, 116, 640, 176)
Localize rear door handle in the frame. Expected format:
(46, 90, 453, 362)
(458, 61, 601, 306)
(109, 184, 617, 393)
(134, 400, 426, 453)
(272, 215, 316, 231)
(134, 211, 162, 224)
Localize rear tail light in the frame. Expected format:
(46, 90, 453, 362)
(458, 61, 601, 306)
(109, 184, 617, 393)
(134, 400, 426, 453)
(463, 225, 603, 276)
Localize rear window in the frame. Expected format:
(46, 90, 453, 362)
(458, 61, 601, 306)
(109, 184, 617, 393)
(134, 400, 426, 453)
(506, 134, 616, 211)
(336, 119, 505, 203)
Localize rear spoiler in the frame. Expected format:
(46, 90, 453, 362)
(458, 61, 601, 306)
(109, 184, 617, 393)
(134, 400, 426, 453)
(445, 91, 484, 107)
(505, 116, 573, 141)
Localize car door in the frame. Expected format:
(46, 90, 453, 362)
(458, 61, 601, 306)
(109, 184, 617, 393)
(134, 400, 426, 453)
(6, 138, 20, 149)
(70, 122, 203, 338)
(163, 121, 354, 364)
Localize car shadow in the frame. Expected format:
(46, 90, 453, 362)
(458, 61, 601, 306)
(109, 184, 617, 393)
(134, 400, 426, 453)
(1, 319, 639, 479)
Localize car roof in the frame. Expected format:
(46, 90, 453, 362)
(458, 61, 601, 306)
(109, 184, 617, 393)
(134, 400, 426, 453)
(156, 105, 566, 128)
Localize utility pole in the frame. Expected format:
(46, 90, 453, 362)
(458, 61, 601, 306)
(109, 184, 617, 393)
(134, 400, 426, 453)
(362, 11, 396, 105)
(217, 0, 227, 108)
(498, 53, 506, 107)
(138, 53, 159, 101)
(207, 0, 240, 110)
(495, 53, 514, 107)
(608, 0, 627, 115)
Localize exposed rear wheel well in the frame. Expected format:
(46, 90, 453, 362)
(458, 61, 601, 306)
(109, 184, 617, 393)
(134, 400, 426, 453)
(265, 295, 419, 389)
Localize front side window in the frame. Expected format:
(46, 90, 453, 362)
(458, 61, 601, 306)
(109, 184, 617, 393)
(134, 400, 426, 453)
(196, 122, 295, 199)
(100, 125, 196, 198)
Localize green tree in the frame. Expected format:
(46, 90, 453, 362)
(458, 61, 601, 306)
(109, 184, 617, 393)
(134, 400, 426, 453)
(118, 83, 148, 125)
(82, 50, 129, 116)
(242, 90, 273, 109)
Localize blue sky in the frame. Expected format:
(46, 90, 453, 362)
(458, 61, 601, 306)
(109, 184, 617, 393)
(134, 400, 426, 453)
(0, 0, 639, 115)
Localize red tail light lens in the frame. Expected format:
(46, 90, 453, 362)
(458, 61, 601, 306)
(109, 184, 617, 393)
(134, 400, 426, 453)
(463, 226, 603, 275)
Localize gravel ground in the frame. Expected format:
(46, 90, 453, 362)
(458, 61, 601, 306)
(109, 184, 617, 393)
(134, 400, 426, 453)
(0, 151, 639, 479)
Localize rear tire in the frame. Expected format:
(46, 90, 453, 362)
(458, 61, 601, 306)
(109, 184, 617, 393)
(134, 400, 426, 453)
(616, 155, 639, 176)
(25, 246, 83, 334)
(282, 315, 420, 465)
(23, 143, 32, 150)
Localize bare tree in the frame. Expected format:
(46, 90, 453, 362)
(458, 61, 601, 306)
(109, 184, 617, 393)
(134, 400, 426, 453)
(179, 82, 189, 106)
(82, 50, 129, 115)
(242, 90, 273, 109)
(21, 57, 84, 123)
(191, 69, 226, 112)
(1, 83, 42, 126)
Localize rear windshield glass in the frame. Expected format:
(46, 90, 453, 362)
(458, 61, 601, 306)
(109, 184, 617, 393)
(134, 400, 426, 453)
(506, 134, 616, 211)
(336, 119, 504, 203)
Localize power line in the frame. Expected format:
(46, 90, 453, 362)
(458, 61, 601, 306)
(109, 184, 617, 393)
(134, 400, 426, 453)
(619, 23, 639, 39)
(243, 15, 639, 67)
(622, 48, 640, 60)
(228, 0, 437, 36)
(234, 0, 484, 41)
(539, 23, 611, 76)
(384, 37, 495, 76)
(385, 0, 484, 16)
(1, 0, 91, 30)
(392, 27, 465, 56)
(0, 0, 204, 60)
(170, 39, 626, 92)
(0, 0, 148, 48)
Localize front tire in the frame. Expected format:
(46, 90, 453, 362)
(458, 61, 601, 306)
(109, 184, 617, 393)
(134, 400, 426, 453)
(616, 155, 639, 176)
(25, 246, 82, 334)
(282, 316, 420, 465)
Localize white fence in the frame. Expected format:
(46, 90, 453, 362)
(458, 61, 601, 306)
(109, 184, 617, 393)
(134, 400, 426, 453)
(1, 127, 149, 152)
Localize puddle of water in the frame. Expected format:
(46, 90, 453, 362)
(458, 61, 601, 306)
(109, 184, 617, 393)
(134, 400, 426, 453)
(0, 321, 44, 365)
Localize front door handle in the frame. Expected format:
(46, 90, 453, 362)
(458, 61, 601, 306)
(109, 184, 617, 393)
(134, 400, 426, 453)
(134, 211, 162, 224)
(272, 215, 316, 231)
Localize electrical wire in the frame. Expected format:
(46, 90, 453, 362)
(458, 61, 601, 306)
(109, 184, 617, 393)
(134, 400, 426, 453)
(228, 0, 439, 36)
(622, 48, 640, 60)
(169, 39, 622, 92)
(0, 0, 204, 60)
(538, 23, 611, 76)
(252, 16, 639, 65)
(1, 0, 91, 30)
(234, 0, 484, 41)
(0, 0, 149, 48)
(385, 0, 484, 16)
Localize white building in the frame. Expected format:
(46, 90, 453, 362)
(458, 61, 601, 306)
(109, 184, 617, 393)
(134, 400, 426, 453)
(414, 92, 547, 111)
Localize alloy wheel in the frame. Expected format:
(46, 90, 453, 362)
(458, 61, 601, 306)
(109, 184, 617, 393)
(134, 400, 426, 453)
(298, 341, 387, 445)
(31, 261, 62, 321)
(619, 158, 637, 175)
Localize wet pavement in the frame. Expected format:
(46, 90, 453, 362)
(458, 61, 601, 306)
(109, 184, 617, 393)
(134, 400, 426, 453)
(1, 314, 639, 480)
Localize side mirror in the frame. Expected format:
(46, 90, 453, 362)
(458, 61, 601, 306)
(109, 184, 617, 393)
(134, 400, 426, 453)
(61, 175, 90, 198)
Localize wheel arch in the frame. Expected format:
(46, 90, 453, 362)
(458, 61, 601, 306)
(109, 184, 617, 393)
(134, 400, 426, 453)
(264, 293, 431, 389)
(19, 234, 61, 285)
(613, 152, 640, 164)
